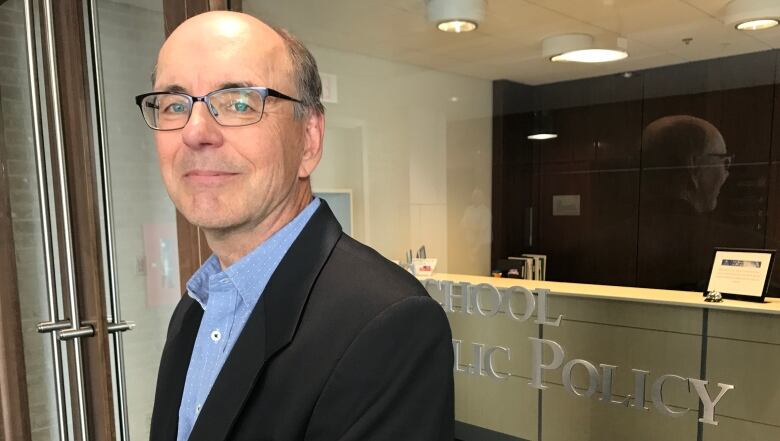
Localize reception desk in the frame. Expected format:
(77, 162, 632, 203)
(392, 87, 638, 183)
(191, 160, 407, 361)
(420, 273, 780, 441)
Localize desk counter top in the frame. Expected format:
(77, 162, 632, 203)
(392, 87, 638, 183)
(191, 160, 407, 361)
(421, 272, 780, 316)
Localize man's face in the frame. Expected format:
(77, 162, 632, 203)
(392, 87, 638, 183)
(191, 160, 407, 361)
(693, 133, 730, 212)
(152, 14, 320, 233)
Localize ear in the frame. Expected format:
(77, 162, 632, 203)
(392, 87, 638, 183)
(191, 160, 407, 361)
(298, 112, 325, 179)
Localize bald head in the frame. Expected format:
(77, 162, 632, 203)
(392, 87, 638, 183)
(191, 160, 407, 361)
(643, 115, 726, 168)
(153, 11, 323, 119)
(155, 12, 291, 97)
(642, 115, 730, 213)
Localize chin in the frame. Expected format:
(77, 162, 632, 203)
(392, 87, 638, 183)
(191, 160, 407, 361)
(187, 212, 241, 231)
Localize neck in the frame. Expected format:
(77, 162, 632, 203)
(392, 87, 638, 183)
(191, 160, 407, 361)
(205, 183, 313, 269)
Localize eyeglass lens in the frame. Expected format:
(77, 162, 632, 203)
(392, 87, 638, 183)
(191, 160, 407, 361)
(140, 88, 266, 130)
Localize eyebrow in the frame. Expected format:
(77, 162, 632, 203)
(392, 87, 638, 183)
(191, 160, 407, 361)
(157, 81, 255, 95)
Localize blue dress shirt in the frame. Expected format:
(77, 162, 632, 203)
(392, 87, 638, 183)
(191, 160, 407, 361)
(176, 198, 321, 441)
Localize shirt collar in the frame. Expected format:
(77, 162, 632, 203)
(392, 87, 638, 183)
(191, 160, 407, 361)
(186, 198, 321, 309)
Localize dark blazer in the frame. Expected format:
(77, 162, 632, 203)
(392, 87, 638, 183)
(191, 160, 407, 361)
(150, 202, 454, 441)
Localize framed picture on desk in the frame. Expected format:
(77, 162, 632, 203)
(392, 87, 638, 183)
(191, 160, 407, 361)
(705, 248, 776, 302)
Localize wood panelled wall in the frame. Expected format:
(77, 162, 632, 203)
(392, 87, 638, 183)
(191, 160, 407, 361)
(493, 49, 780, 292)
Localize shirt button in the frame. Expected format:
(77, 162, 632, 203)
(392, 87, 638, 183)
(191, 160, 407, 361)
(195, 404, 201, 414)
(211, 329, 221, 342)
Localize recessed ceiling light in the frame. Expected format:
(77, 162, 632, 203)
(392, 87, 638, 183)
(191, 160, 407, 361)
(542, 34, 629, 64)
(427, 0, 484, 33)
(437, 20, 478, 33)
(736, 18, 779, 30)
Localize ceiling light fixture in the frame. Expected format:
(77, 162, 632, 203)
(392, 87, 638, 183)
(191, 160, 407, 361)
(736, 18, 779, 30)
(542, 34, 629, 63)
(528, 111, 558, 141)
(722, 0, 780, 30)
(426, 0, 485, 33)
(528, 133, 558, 140)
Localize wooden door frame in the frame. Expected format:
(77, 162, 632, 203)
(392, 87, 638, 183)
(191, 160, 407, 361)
(0, 89, 33, 441)
(43, 1, 116, 438)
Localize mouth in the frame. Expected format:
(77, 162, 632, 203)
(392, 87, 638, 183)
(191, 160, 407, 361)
(183, 169, 240, 185)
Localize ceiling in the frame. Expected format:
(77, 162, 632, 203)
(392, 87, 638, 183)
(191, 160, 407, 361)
(241, 0, 780, 85)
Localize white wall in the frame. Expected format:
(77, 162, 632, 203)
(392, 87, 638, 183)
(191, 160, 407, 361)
(309, 44, 493, 275)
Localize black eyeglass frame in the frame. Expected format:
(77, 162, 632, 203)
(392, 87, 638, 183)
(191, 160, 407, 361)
(134, 86, 302, 131)
(703, 152, 736, 171)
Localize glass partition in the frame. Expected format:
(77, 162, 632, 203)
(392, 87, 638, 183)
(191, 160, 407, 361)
(242, 2, 780, 440)
(242, 0, 780, 292)
(1, 0, 74, 439)
(94, 1, 176, 439)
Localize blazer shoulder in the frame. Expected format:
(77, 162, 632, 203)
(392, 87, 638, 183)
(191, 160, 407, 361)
(330, 234, 429, 300)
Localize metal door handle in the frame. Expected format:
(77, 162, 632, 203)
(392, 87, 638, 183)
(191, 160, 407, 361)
(107, 321, 136, 334)
(59, 325, 96, 341)
(37, 320, 71, 334)
(40, 0, 91, 438)
(24, 0, 69, 439)
(85, 0, 133, 438)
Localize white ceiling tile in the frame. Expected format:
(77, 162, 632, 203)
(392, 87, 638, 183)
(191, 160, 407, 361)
(241, 0, 779, 84)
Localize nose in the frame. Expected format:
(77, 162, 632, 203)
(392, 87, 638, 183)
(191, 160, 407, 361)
(181, 101, 224, 150)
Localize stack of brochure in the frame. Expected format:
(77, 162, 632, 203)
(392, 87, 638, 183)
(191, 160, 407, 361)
(507, 254, 547, 281)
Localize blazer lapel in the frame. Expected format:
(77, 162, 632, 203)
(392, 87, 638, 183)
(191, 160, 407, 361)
(189, 202, 343, 441)
(150, 296, 203, 441)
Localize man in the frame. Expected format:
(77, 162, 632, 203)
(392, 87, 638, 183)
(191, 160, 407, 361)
(638, 115, 733, 290)
(138, 11, 453, 441)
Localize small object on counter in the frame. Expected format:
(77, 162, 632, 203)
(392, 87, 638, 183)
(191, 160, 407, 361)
(704, 290, 723, 303)
(412, 258, 437, 277)
(491, 271, 502, 278)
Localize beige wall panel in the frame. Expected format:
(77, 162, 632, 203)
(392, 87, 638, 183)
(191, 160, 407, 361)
(448, 313, 538, 378)
(433, 282, 541, 379)
(708, 309, 780, 345)
(542, 383, 698, 441)
(542, 320, 702, 410)
(706, 337, 780, 426)
(702, 415, 780, 441)
(455, 372, 538, 441)
(546, 296, 703, 334)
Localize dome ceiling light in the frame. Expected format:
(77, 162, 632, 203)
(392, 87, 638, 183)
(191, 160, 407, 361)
(542, 34, 629, 63)
(722, 0, 780, 30)
(426, 0, 485, 33)
(736, 18, 779, 30)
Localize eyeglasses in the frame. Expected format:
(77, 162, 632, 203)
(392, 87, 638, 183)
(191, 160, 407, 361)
(134, 87, 301, 131)
(705, 153, 735, 171)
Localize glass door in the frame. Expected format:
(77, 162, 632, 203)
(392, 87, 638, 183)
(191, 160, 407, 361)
(2, 0, 182, 439)
(3, 0, 80, 439)
(89, 1, 179, 439)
